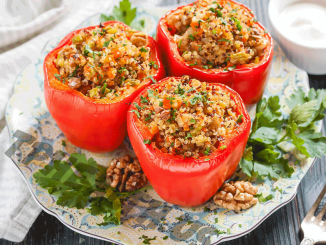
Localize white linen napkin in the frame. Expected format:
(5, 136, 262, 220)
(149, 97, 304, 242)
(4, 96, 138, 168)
(0, 0, 113, 242)
(0, 0, 71, 48)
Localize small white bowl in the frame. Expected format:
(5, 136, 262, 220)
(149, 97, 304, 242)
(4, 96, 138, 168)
(268, 0, 326, 75)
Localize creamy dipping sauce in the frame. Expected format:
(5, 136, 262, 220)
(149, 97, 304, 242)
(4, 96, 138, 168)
(275, 0, 326, 47)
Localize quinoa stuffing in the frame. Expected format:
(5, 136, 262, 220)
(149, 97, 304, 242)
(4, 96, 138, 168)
(54, 23, 158, 99)
(133, 76, 242, 158)
(165, 0, 268, 69)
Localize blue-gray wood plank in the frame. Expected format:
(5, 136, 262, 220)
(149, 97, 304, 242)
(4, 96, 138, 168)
(1, 0, 325, 244)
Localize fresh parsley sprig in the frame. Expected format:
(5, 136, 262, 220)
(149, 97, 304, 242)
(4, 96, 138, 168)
(240, 88, 326, 180)
(33, 153, 150, 225)
(100, 0, 145, 31)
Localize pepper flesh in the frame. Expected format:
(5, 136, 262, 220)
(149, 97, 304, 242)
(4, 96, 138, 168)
(156, 0, 273, 106)
(44, 21, 166, 153)
(127, 77, 251, 206)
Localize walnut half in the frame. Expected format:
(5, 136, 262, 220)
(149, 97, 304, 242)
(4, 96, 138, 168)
(106, 155, 147, 192)
(213, 181, 258, 211)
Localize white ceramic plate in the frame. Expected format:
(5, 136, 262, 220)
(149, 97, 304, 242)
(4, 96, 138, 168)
(5, 7, 321, 245)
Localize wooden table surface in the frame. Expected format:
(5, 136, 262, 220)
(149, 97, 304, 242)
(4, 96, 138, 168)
(1, 0, 326, 244)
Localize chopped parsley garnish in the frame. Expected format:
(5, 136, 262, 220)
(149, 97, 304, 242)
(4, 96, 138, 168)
(215, 218, 218, 223)
(255, 193, 273, 203)
(231, 17, 242, 31)
(228, 65, 236, 71)
(190, 118, 196, 124)
(139, 235, 156, 245)
(163, 236, 168, 240)
(237, 114, 243, 123)
(204, 147, 210, 155)
(217, 38, 231, 43)
(140, 95, 148, 104)
(143, 139, 151, 144)
(140, 47, 148, 53)
(139, 19, 145, 28)
(133, 102, 142, 110)
(175, 216, 183, 221)
(54, 73, 62, 81)
(205, 158, 210, 161)
(130, 110, 140, 118)
(149, 61, 158, 69)
(212, 29, 216, 35)
(69, 65, 79, 77)
(61, 140, 66, 146)
(147, 89, 159, 99)
(101, 83, 107, 94)
(215, 229, 226, 235)
(220, 145, 227, 150)
(171, 109, 177, 121)
(118, 67, 127, 74)
(145, 75, 157, 84)
(188, 34, 195, 41)
(185, 133, 192, 139)
(178, 39, 182, 48)
(145, 112, 152, 121)
(103, 37, 114, 47)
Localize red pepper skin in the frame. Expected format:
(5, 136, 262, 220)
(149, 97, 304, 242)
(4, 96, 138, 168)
(44, 21, 165, 153)
(156, 0, 273, 106)
(127, 77, 251, 207)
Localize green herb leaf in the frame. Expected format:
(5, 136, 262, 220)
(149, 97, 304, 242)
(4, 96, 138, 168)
(54, 73, 62, 81)
(143, 139, 151, 145)
(217, 38, 231, 43)
(130, 110, 140, 118)
(140, 47, 148, 53)
(188, 34, 195, 41)
(228, 65, 236, 71)
(101, 0, 137, 26)
(100, 14, 115, 23)
(33, 153, 98, 209)
(231, 17, 242, 31)
(133, 102, 142, 110)
(103, 37, 114, 47)
(255, 193, 273, 203)
(236, 114, 243, 123)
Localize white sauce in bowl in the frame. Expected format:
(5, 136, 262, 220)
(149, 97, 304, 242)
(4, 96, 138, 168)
(275, 0, 326, 48)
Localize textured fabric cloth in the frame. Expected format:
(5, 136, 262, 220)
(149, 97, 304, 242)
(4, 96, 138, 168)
(0, 0, 113, 242)
(0, 0, 70, 48)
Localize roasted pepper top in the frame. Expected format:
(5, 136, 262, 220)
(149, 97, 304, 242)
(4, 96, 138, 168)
(54, 23, 157, 100)
(165, 0, 268, 69)
(132, 76, 242, 158)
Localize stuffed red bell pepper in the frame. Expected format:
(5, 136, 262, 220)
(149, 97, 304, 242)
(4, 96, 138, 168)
(44, 21, 165, 152)
(127, 76, 251, 206)
(156, 0, 273, 105)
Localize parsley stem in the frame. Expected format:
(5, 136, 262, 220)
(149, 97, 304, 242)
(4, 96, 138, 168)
(273, 135, 287, 145)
